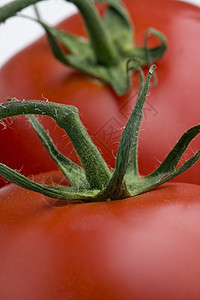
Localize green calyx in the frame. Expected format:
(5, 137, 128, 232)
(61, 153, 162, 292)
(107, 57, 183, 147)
(0, 65, 199, 203)
(0, 0, 167, 95)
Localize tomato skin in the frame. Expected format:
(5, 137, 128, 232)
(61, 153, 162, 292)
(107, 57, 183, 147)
(0, 170, 200, 300)
(0, 0, 200, 186)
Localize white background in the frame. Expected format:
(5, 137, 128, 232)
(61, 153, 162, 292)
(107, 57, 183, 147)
(0, 0, 199, 67)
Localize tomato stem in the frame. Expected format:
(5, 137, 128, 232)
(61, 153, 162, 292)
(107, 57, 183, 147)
(0, 0, 44, 23)
(67, 0, 118, 66)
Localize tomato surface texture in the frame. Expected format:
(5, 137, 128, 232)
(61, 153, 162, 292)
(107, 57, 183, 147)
(0, 0, 199, 186)
(0, 170, 200, 300)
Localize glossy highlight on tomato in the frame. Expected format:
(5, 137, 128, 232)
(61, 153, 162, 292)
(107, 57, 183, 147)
(0, 170, 200, 300)
(0, 0, 199, 186)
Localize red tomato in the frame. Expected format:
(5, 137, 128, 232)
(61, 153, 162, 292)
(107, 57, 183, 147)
(0, 170, 200, 300)
(0, 0, 199, 186)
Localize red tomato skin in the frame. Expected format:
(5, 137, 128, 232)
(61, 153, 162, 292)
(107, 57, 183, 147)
(0, 0, 199, 186)
(0, 170, 200, 300)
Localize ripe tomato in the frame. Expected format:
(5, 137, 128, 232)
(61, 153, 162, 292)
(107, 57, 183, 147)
(0, 0, 199, 186)
(0, 170, 200, 300)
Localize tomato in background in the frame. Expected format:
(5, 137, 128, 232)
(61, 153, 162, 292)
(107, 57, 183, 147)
(0, 170, 200, 300)
(0, 0, 199, 186)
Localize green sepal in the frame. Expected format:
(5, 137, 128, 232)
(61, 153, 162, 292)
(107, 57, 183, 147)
(146, 124, 200, 182)
(27, 115, 89, 188)
(0, 99, 111, 190)
(97, 66, 155, 200)
(124, 150, 200, 197)
(151, 150, 200, 188)
(25, 16, 166, 95)
(0, 0, 167, 95)
(125, 127, 200, 196)
(0, 163, 99, 202)
(31, 15, 166, 95)
(0, 66, 199, 202)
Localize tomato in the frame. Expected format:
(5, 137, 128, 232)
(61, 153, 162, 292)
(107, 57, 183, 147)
(0, 170, 200, 300)
(0, 0, 199, 186)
